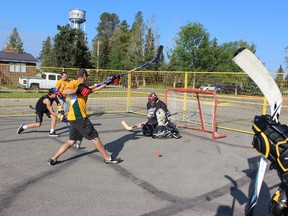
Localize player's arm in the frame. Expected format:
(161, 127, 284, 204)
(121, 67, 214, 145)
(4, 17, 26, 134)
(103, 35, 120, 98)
(63, 87, 77, 95)
(44, 99, 57, 117)
(91, 84, 106, 92)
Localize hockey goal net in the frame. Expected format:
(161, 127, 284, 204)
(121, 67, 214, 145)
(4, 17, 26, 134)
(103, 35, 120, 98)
(165, 88, 226, 139)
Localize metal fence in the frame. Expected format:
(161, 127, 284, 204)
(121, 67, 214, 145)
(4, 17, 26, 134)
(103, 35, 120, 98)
(1, 68, 288, 135)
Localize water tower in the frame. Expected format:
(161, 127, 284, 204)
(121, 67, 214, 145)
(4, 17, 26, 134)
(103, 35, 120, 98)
(69, 9, 86, 33)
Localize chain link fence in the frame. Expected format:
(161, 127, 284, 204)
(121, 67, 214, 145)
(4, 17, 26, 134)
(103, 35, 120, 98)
(1, 67, 288, 134)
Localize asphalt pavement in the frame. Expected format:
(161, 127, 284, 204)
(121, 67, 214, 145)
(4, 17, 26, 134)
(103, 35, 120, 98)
(0, 113, 280, 216)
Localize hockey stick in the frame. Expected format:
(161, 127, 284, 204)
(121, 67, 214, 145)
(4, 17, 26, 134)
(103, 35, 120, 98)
(92, 45, 163, 89)
(232, 47, 282, 216)
(121, 120, 146, 131)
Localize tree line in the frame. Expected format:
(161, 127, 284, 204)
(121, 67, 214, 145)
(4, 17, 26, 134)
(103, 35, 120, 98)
(5, 11, 286, 75)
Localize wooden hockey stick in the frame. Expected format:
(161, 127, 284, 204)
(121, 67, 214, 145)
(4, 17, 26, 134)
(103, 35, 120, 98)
(121, 120, 146, 131)
(29, 105, 35, 110)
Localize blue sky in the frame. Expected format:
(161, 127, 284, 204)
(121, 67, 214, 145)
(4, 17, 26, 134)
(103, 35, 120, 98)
(1, 0, 287, 72)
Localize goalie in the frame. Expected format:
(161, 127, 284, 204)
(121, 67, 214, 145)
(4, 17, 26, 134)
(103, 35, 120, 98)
(251, 114, 288, 215)
(142, 92, 181, 139)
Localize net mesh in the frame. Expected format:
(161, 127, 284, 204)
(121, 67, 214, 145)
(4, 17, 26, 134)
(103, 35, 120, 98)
(165, 88, 226, 139)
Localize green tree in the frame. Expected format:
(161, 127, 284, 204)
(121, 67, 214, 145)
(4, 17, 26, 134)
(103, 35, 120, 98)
(38, 36, 54, 67)
(217, 40, 256, 72)
(108, 20, 130, 69)
(53, 25, 91, 68)
(276, 64, 285, 92)
(92, 12, 120, 69)
(168, 22, 211, 71)
(6, 27, 24, 52)
(126, 11, 146, 69)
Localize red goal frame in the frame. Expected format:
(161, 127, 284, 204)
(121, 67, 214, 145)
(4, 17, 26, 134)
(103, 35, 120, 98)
(165, 88, 226, 139)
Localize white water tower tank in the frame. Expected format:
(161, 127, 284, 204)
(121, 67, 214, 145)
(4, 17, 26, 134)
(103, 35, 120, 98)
(69, 9, 86, 32)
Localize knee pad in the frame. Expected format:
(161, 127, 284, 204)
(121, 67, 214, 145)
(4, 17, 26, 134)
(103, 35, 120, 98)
(152, 126, 180, 139)
(152, 126, 166, 139)
(142, 123, 154, 136)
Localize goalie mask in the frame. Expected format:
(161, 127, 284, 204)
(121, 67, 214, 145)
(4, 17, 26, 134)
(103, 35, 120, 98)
(148, 92, 158, 106)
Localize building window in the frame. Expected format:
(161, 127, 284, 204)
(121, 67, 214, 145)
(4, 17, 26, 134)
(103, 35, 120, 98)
(9, 63, 26, 72)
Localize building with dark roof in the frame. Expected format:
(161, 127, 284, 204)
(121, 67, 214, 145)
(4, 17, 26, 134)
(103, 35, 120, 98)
(0, 48, 37, 84)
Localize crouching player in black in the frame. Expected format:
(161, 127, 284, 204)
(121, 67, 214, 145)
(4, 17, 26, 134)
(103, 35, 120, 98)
(142, 92, 181, 139)
(252, 114, 288, 215)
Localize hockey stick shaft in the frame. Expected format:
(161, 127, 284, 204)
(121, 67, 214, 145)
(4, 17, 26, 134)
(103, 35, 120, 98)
(121, 120, 146, 131)
(233, 47, 282, 216)
(92, 45, 163, 89)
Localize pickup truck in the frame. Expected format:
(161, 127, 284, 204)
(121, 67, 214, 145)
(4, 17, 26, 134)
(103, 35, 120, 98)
(18, 72, 62, 92)
(199, 84, 224, 92)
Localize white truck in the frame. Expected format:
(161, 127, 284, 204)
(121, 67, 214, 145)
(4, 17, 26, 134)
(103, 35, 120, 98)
(18, 72, 62, 92)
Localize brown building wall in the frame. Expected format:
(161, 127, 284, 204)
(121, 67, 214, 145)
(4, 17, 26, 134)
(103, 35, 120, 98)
(0, 63, 36, 85)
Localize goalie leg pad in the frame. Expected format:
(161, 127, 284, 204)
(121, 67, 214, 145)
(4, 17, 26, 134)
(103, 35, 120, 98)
(152, 126, 180, 139)
(156, 108, 167, 126)
(142, 123, 154, 136)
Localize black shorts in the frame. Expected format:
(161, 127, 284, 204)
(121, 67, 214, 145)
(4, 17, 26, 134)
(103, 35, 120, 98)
(35, 111, 51, 123)
(69, 118, 99, 141)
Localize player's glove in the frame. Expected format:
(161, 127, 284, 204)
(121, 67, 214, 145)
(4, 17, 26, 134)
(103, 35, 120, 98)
(106, 74, 120, 85)
(76, 83, 92, 96)
(56, 105, 64, 115)
(61, 115, 68, 123)
(57, 114, 68, 122)
(57, 93, 64, 99)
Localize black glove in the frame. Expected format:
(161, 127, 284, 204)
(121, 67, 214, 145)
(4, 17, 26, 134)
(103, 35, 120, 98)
(106, 74, 120, 85)
(76, 83, 92, 96)
(57, 93, 64, 99)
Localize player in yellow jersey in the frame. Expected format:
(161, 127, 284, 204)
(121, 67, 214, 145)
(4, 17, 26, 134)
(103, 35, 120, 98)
(55, 72, 69, 115)
(48, 69, 122, 165)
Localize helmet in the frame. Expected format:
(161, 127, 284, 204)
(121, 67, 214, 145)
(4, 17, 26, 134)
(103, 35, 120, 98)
(148, 92, 158, 101)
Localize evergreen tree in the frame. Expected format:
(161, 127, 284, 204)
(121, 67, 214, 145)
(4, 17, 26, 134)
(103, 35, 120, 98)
(276, 64, 285, 92)
(53, 25, 91, 68)
(6, 27, 24, 52)
(92, 12, 120, 69)
(38, 36, 54, 66)
(108, 20, 130, 69)
(126, 11, 145, 69)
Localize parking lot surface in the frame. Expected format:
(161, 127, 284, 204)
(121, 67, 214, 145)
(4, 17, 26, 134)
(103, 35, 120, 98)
(0, 113, 279, 215)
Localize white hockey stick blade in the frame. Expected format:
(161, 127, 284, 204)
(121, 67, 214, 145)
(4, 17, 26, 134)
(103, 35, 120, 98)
(233, 47, 282, 120)
(121, 121, 146, 131)
(233, 47, 283, 216)
(121, 121, 133, 131)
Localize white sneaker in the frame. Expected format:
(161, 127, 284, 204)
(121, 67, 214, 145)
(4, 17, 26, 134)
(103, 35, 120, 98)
(49, 131, 59, 137)
(17, 124, 25, 134)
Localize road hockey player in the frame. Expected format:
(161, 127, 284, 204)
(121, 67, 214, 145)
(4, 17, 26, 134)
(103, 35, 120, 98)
(55, 72, 70, 115)
(251, 114, 288, 215)
(48, 69, 122, 165)
(16, 88, 63, 137)
(142, 92, 181, 139)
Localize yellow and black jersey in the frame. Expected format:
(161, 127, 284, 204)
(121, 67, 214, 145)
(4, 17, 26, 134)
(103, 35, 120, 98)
(67, 80, 89, 120)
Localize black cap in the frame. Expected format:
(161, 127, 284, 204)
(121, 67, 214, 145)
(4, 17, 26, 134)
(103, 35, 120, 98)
(48, 87, 60, 95)
(77, 69, 89, 77)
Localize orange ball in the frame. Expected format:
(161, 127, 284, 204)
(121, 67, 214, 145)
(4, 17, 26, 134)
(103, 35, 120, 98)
(156, 151, 161, 156)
